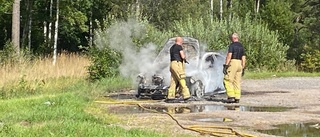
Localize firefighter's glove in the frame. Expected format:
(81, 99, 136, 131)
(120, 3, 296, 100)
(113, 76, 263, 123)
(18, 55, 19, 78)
(183, 59, 189, 64)
(223, 64, 229, 75)
(242, 69, 245, 77)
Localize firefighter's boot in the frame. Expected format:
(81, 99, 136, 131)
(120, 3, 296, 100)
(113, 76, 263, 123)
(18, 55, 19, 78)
(167, 89, 176, 99)
(225, 97, 235, 103)
(235, 99, 240, 103)
(179, 79, 191, 99)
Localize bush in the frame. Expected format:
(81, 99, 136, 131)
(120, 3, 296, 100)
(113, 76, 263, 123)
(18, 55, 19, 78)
(0, 41, 17, 66)
(173, 15, 290, 71)
(87, 47, 121, 81)
(300, 45, 320, 72)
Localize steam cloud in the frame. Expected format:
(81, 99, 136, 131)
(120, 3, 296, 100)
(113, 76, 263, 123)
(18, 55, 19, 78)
(94, 19, 159, 84)
(95, 19, 226, 93)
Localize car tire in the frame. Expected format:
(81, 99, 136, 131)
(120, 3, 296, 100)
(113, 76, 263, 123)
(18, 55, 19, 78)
(190, 80, 204, 99)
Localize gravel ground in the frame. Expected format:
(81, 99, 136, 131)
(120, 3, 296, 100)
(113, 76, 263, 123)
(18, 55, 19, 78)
(100, 77, 320, 137)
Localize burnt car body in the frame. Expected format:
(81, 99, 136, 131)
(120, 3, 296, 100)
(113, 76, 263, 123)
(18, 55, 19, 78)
(136, 37, 226, 100)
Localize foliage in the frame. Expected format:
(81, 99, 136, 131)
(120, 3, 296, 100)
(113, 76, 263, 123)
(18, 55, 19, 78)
(260, 0, 295, 44)
(0, 41, 17, 66)
(0, 0, 319, 72)
(173, 15, 290, 71)
(0, 41, 37, 69)
(87, 47, 121, 81)
(300, 46, 320, 72)
(141, 0, 211, 30)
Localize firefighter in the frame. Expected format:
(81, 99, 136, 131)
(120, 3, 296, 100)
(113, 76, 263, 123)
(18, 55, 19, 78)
(165, 37, 191, 102)
(223, 33, 246, 103)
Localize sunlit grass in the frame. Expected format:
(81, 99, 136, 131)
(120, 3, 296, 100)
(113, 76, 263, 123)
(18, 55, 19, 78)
(0, 54, 171, 136)
(2, 53, 318, 136)
(0, 91, 169, 137)
(0, 53, 90, 87)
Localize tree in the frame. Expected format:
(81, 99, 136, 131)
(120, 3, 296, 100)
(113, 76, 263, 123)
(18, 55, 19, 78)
(53, 0, 59, 65)
(260, 0, 295, 46)
(0, 1, 12, 49)
(12, 0, 20, 56)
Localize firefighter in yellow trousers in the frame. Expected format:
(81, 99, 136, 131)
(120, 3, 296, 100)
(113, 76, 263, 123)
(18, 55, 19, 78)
(165, 37, 191, 103)
(223, 33, 246, 103)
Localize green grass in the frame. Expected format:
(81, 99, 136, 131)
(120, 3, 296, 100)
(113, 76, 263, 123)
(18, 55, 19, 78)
(244, 71, 320, 79)
(0, 77, 169, 137)
(1, 71, 319, 136)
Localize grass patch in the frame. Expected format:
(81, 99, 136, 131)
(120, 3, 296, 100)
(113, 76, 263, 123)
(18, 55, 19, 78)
(0, 53, 172, 136)
(0, 77, 169, 137)
(244, 71, 320, 79)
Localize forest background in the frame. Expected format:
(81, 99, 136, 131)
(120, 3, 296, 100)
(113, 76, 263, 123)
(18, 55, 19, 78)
(1, 0, 320, 79)
(0, 1, 319, 136)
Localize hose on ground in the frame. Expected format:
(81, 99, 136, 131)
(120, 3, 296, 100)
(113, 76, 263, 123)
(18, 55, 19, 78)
(95, 100, 257, 137)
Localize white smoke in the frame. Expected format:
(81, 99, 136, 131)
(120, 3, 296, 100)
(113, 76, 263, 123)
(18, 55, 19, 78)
(94, 19, 227, 93)
(94, 19, 159, 84)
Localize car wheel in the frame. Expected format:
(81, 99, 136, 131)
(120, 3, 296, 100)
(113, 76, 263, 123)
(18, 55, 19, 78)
(191, 80, 204, 99)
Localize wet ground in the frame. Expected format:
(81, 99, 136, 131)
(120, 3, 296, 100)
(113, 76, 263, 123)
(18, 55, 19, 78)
(96, 77, 320, 137)
(106, 103, 295, 114)
(257, 122, 320, 137)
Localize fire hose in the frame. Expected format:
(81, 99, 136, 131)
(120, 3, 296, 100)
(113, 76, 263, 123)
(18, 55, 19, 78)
(95, 100, 257, 137)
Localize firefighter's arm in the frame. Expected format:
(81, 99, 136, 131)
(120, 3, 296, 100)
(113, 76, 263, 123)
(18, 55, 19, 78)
(180, 50, 189, 64)
(179, 50, 185, 60)
(241, 55, 246, 69)
(225, 53, 232, 65)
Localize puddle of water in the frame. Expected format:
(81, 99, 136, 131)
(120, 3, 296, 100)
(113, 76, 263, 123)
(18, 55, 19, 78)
(104, 93, 136, 100)
(236, 106, 293, 112)
(107, 104, 293, 114)
(194, 118, 233, 122)
(257, 123, 320, 137)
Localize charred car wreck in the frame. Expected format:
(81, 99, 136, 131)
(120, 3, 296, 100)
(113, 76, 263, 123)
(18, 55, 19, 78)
(136, 37, 226, 100)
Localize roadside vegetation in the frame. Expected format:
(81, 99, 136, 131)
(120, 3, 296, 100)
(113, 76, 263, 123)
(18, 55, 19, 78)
(1, 53, 319, 136)
(1, 1, 319, 136)
(0, 54, 170, 137)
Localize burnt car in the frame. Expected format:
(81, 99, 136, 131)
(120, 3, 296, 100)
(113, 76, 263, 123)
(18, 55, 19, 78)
(136, 37, 226, 100)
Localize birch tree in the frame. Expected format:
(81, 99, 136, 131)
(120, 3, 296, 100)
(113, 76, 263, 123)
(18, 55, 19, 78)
(220, 0, 223, 21)
(256, 0, 260, 13)
(48, 0, 53, 48)
(53, 0, 59, 65)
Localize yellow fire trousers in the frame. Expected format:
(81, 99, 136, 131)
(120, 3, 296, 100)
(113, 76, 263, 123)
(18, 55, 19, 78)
(167, 61, 191, 99)
(223, 59, 243, 99)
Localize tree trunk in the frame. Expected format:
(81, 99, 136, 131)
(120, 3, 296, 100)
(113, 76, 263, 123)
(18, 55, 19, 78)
(12, 0, 20, 56)
(53, 0, 59, 65)
(228, 0, 233, 20)
(21, 0, 29, 49)
(28, 2, 33, 50)
(135, 0, 140, 20)
(210, 0, 213, 22)
(256, 0, 260, 13)
(48, 0, 53, 48)
(25, 0, 33, 50)
(44, 0, 48, 44)
(89, 7, 93, 47)
(219, 0, 223, 21)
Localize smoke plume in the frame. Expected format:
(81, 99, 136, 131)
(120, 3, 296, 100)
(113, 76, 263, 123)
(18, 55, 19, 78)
(94, 19, 226, 93)
(94, 19, 159, 84)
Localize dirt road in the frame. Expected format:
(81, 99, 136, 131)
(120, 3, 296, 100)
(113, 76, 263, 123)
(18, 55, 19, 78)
(99, 77, 320, 137)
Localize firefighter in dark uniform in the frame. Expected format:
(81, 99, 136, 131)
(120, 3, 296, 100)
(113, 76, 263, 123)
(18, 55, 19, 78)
(166, 37, 191, 102)
(223, 33, 246, 103)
